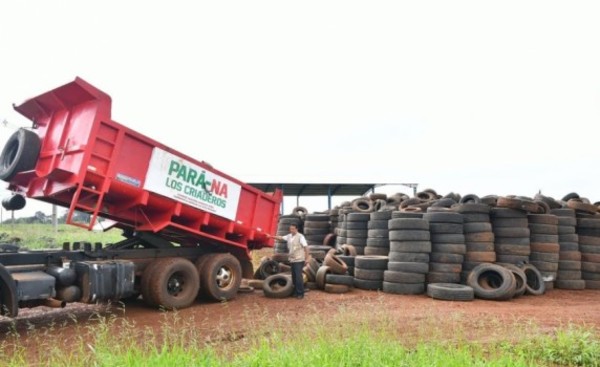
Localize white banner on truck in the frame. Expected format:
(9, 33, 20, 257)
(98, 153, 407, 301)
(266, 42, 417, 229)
(144, 148, 241, 221)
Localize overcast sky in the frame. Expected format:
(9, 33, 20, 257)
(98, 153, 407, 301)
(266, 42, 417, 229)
(0, 1, 599, 218)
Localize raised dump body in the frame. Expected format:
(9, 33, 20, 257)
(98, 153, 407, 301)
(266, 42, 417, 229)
(4, 77, 281, 253)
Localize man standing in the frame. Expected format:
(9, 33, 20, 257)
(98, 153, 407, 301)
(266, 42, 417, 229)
(268, 224, 309, 299)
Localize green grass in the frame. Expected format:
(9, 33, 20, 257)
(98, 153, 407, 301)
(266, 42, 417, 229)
(1, 308, 599, 366)
(0, 223, 125, 249)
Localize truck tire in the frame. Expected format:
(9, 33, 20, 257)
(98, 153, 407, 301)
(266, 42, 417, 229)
(200, 253, 242, 301)
(263, 274, 294, 298)
(0, 264, 18, 317)
(426, 283, 474, 301)
(466, 263, 516, 301)
(0, 128, 41, 181)
(141, 260, 163, 306)
(149, 257, 200, 309)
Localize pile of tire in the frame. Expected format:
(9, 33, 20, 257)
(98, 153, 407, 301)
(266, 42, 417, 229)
(353, 255, 388, 290)
(344, 213, 371, 255)
(303, 214, 331, 246)
(423, 211, 465, 284)
(528, 213, 560, 289)
(330, 208, 341, 232)
(364, 211, 391, 256)
(454, 202, 495, 283)
(273, 215, 303, 258)
(384, 216, 431, 294)
(490, 207, 530, 265)
(316, 251, 354, 294)
(551, 208, 585, 290)
(574, 210, 600, 290)
(466, 263, 544, 301)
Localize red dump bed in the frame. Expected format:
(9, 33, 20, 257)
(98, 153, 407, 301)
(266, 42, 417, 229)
(8, 78, 282, 252)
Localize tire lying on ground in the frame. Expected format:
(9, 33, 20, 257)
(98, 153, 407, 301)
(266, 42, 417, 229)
(466, 263, 516, 301)
(426, 283, 474, 301)
(519, 263, 546, 295)
(498, 263, 527, 297)
(263, 274, 294, 298)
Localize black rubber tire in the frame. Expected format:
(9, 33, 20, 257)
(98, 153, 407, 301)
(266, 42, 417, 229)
(200, 253, 242, 301)
(494, 237, 530, 246)
(431, 243, 467, 255)
(346, 238, 368, 247)
(387, 261, 429, 274)
(558, 260, 582, 270)
(382, 282, 425, 294)
(389, 241, 431, 253)
(462, 213, 491, 223)
(528, 224, 558, 235)
(463, 223, 492, 233)
(323, 254, 348, 275)
(352, 198, 374, 213)
(495, 244, 531, 256)
(429, 262, 462, 273)
(354, 255, 389, 270)
(577, 236, 600, 246)
(346, 230, 368, 238)
(493, 227, 530, 238)
(423, 212, 464, 224)
(557, 226, 576, 235)
(370, 211, 392, 221)
(454, 203, 490, 214)
(353, 278, 383, 290)
(389, 231, 430, 242)
(429, 252, 463, 264)
(520, 263, 546, 295)
(459, 194, 480, 204)
(346, 222, 369, 230)
(491, 218, 529, 228)
(388, 218, 429, 231)
(550, 208, 576, 217)
(292, 206, 308, 217)
(430, 234, 465, 244)
(388, 252, 430, 263)
(558, 217, 577, 226)
(467, 263, 516, 301)
(257, 259, 280, 280)
(498, 263, 527, 297)
(555, 279, 586, 290)
(562, 192, 580, 201)
(364, 247, 389, 256)
(431, 198, 457, 208)
(391, 211, 423, 219)
(0, 128, 41, 181)
(325, 274, 354, 287)
(141, 260, 163, 307)
(585, 280, 600, 289)
(383, 270, 425, 283)
(368, 220, 389, 230)
(304, 221, 331, 228)
(426, 283, 474, 301)
(556, 270, 583, 280)
(490, 208, 527, 219)
(559, 243, 580, 252)
(367, 229, 389, 238)
(465, 232, 495, 243)
(340, 245, 357, 257)
(429, 223, 463, 234)
(263, 274, 294, 298)
(530, 253, 559, 263)
(529, 261, 559, 272)
(527, 214, 558, 225)
(582, 262, 600, 273)
(324, 283, 350, 293)
(149, 257, 200, 309)
(346, 213, 371, 222)
(354, 268, 384, 281)
(465, 242, 495, 252)
(464, 252, 496, 262)
(366, 238, 390, 247)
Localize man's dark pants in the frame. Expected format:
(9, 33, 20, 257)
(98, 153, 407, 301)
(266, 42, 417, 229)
(291, 261, 305, 297)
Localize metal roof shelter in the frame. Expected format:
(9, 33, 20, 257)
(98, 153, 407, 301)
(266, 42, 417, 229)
(247, 182, 418, 212)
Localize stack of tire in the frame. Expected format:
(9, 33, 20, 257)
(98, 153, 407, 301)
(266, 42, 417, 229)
(303, 214, 331, 246)
(365, 211, 392, 256)
(335, 205, 353, 247)
(330, 208, 340, 232)
(572, 203, 600, 290)
(490, 207, 530, 265)
(454, 203, 495, 283)
(345, 213, 371, 255)
(528, 213, 560, 289)
(384, 216, 431, 294)
(353, 255, 388, 290)
(551, 208, 585, 290)
(424, 211, 465, 284)
(315, 252, 354, 293)
(273, 215, 303, 258)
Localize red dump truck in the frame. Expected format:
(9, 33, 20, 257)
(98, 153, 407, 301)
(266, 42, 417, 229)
(0, 78, 282, 317)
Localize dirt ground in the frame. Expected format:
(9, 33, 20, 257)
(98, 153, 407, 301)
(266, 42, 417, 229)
(2, 287, 600, 348)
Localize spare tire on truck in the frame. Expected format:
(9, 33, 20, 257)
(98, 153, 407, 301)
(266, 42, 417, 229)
(0, 128, 41, 181)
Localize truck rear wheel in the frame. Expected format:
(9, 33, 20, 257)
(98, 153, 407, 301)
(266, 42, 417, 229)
(148, 258, 199, 309)
(200, 253, 242, 301)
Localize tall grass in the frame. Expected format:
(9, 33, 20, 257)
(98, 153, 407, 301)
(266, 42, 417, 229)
(0, 223, 124, 249)
(1, 306, 599, 366)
